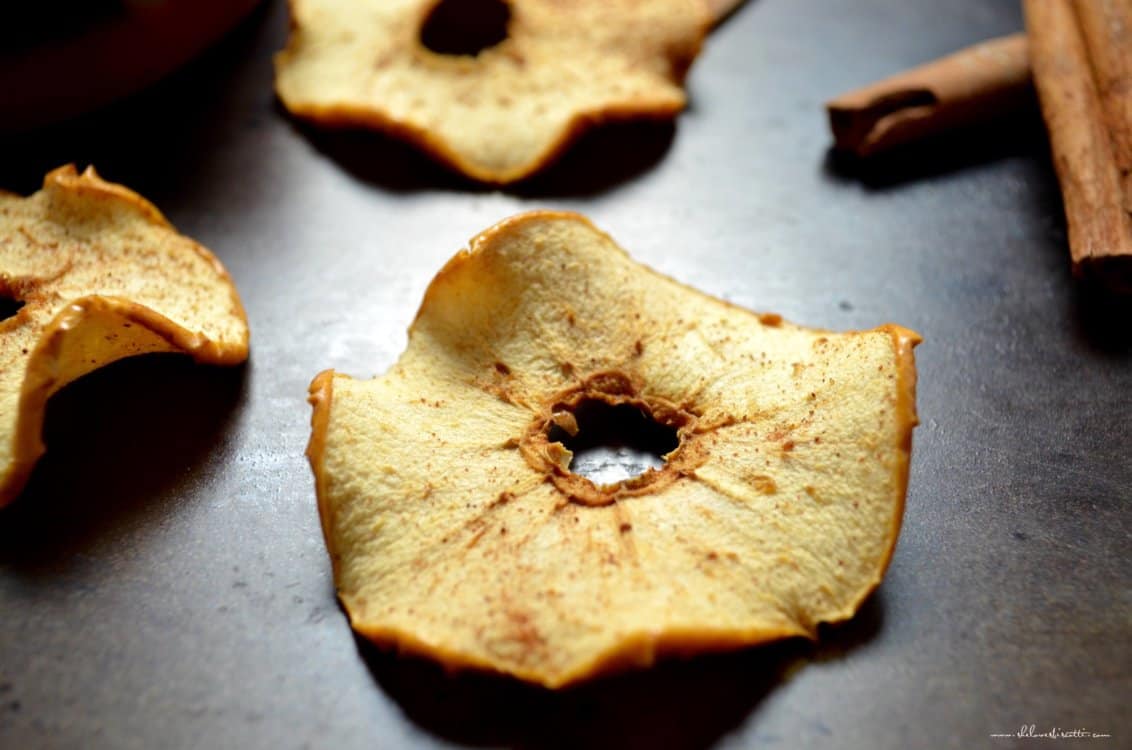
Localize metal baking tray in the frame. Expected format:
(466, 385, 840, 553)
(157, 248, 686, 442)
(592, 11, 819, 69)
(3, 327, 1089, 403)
(1, 1, 1127, 748)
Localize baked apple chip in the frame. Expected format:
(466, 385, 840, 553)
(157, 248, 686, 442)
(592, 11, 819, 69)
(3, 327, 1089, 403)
(307, 211, 920, 687)
(0, 165, 249, 506)
(274, 0, 710, 183)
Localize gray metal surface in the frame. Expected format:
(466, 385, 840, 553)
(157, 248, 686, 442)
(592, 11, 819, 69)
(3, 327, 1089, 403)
(1, 1, 1129, 748)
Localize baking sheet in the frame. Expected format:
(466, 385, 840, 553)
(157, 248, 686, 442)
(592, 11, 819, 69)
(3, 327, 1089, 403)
(1, 1, 1129, 748)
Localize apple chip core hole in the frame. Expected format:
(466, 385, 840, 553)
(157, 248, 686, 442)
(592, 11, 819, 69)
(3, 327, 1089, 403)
(420, 0, 511, 57)
(548, 399, 680, 485)
(0, 293, 24, 322)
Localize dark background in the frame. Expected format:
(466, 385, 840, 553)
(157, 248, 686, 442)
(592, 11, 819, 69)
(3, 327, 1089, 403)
(1, 1, 1129, 748)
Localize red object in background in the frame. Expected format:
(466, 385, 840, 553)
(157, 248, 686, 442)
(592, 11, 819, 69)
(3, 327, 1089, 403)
(0, 0, 263, 133)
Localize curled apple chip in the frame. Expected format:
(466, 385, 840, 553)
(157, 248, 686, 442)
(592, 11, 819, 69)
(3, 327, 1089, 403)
(0, 165, 249, 506)
(307, 212, 920, 688)
(274, 0, 710, 183)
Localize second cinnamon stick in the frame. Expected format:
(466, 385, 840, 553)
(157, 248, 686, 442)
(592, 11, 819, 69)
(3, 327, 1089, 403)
(826, 33, 1032, 158)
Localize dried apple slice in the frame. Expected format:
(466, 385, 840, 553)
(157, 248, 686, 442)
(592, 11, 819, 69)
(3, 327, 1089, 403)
(307, 211, 920, 688)
(0, 165, 249, 506)
(274, 0, 710, 183)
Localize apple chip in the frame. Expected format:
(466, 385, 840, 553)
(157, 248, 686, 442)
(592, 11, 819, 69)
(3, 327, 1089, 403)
(0, 165, 249, 506)
(308, 212, 920, 687)
(274, 0, 710, 183)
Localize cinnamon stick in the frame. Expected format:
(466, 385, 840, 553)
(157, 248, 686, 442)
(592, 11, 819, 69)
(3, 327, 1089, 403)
(826, 33, 1031, 158)
(1072, 0, 1132, 217)
(1025, 0, 1132, 291)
